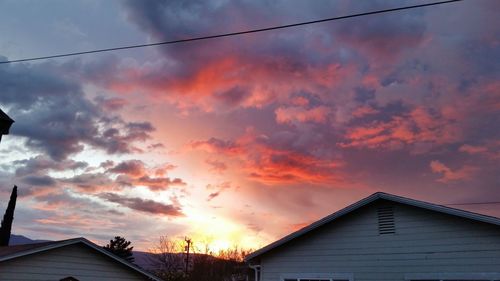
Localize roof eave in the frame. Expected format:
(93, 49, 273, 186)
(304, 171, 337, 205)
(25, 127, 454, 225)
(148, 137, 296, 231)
(245, 192, 500, 262)
(245, 192, 383, 262)
(0, 237, 162, 281)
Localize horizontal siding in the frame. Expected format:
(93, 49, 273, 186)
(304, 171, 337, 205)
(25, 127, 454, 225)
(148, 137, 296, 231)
(260, 201, 500, 281)
(0, 243, 150, 281)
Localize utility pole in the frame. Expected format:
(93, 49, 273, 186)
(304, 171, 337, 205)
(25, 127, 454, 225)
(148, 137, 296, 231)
(184, 237, 192, 275)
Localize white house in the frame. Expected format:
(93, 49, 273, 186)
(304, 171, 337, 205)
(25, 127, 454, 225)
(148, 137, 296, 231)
(0, 237, 162, 281)
(245, 192, 500, 281)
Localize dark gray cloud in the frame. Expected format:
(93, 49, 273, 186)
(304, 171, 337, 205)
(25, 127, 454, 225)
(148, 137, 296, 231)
(99, 192, 184, 216)
(332, 2, 427, 59)
(0, 59, 155, 160)
(107, 159, 187, 191)
(14, 156, 88, 177)
(107, 159, 146, 177)
(22, 175, 57, 186)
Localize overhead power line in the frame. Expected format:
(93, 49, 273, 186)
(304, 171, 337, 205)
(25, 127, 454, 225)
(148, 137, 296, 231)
(0, 0, 463, 65)
(444, 201, 500, 206)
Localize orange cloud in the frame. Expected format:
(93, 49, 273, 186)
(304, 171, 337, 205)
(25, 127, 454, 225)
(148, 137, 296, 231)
(340, 106, 462, 151)
(245, 146, 341, 185)
(100, 52, 353, 113)
(192, 132, 343, 186)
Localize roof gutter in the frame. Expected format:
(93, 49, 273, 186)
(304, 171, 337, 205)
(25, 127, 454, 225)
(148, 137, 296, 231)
(249, 264, 261, 281)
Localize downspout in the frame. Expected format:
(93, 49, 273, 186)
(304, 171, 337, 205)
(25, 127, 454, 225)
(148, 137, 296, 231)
(249, 264, 261, 281)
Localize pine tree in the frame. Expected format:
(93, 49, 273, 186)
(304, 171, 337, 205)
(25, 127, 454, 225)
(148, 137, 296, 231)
(103, 236, 135, 263)
(0, 186, 17, 246)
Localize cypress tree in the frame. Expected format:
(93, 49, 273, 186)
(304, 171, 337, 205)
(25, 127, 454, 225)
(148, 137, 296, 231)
(0, 186, 17, 246)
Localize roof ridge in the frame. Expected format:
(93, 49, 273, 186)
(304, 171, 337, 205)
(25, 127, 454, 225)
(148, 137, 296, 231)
(0, 237, 162, 281)
(245, 191, 500, 262)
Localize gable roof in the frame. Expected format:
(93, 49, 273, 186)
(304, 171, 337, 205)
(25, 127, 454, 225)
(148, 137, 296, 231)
(0, 237, 162, 281)
(0, 108, 13, 122)
(245, 192, 500, 262)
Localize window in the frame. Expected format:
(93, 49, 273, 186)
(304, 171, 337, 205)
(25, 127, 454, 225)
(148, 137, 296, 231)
(281, 273, 353, 281)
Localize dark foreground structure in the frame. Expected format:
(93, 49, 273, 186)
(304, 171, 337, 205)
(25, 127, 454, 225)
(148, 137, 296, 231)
(0, 108, 14, 143)
(0, 237, 162, 280)
(246, 192, 500, 281)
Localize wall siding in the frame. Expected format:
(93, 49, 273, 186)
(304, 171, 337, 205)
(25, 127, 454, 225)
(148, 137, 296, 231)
(259, 200, 500, 281)
(0, 244, 151, 281)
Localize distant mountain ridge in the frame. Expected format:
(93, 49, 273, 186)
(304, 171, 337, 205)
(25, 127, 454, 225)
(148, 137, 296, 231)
(9, 234, 50, 245)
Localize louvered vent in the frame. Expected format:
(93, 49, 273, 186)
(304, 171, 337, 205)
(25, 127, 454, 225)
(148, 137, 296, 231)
(377, 206, 395, 235)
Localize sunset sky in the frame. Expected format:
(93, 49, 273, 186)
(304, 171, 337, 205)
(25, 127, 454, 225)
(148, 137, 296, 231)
(0, 0, 499, 252)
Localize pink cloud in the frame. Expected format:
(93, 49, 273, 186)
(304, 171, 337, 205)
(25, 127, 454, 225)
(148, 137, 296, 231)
(352, 106, 379, 118)
(205, 159, 228, 174)
(134, 176, 186, 191)
(206, 182, 233, 201)
(459, 144, 489, 154)
(459, 142, 500, 160)
(275, 105, 330, 124)
(190, 137, 242, 155)
(429, 160, 477, 183)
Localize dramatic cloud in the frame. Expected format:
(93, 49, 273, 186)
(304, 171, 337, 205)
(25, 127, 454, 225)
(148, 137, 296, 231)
(206, 181, 232, 201)
(0, 0, 498, 250)
(108, 159, 146, 177)
(14, 156, 88, 177)
(340, 106, 462, 152)
(0, 59, 155, 160)
(205, 159, 227, 174)
(275, 105, 330, 124)
(22, 175, 57, 187)
(459, 142, 500, 160)
(99, 192, 184, 216)
(193, 130, 343, 186)
(429, 160, 477, 183)
(191, 137, 242, 155)
(61, 173, 117, 193)
(108, 160, 186, 191)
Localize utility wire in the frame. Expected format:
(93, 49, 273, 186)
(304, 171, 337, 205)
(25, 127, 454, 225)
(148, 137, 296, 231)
(444, 201, 500, 206)
(0, 0, 463, 65)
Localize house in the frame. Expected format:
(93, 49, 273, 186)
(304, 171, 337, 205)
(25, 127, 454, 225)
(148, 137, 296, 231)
(245, 192, 500, 281)
(0, 237, 162, 281)
(0, 107, 14, 142)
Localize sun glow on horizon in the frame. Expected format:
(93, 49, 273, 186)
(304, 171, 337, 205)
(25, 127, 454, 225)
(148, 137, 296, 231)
(181, 207, 261, 253)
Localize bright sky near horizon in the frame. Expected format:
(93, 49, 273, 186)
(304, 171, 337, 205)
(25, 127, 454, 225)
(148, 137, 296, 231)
(0, 0, 499, 252)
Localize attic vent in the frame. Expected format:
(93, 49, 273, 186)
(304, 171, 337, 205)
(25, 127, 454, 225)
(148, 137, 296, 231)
(377, 206, 395, 235)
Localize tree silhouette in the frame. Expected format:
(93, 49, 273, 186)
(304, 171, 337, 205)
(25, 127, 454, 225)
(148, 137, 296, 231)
(0, 186, 17, 246)
(103, 236, 135, 263)
(149, 236, 252, 281)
